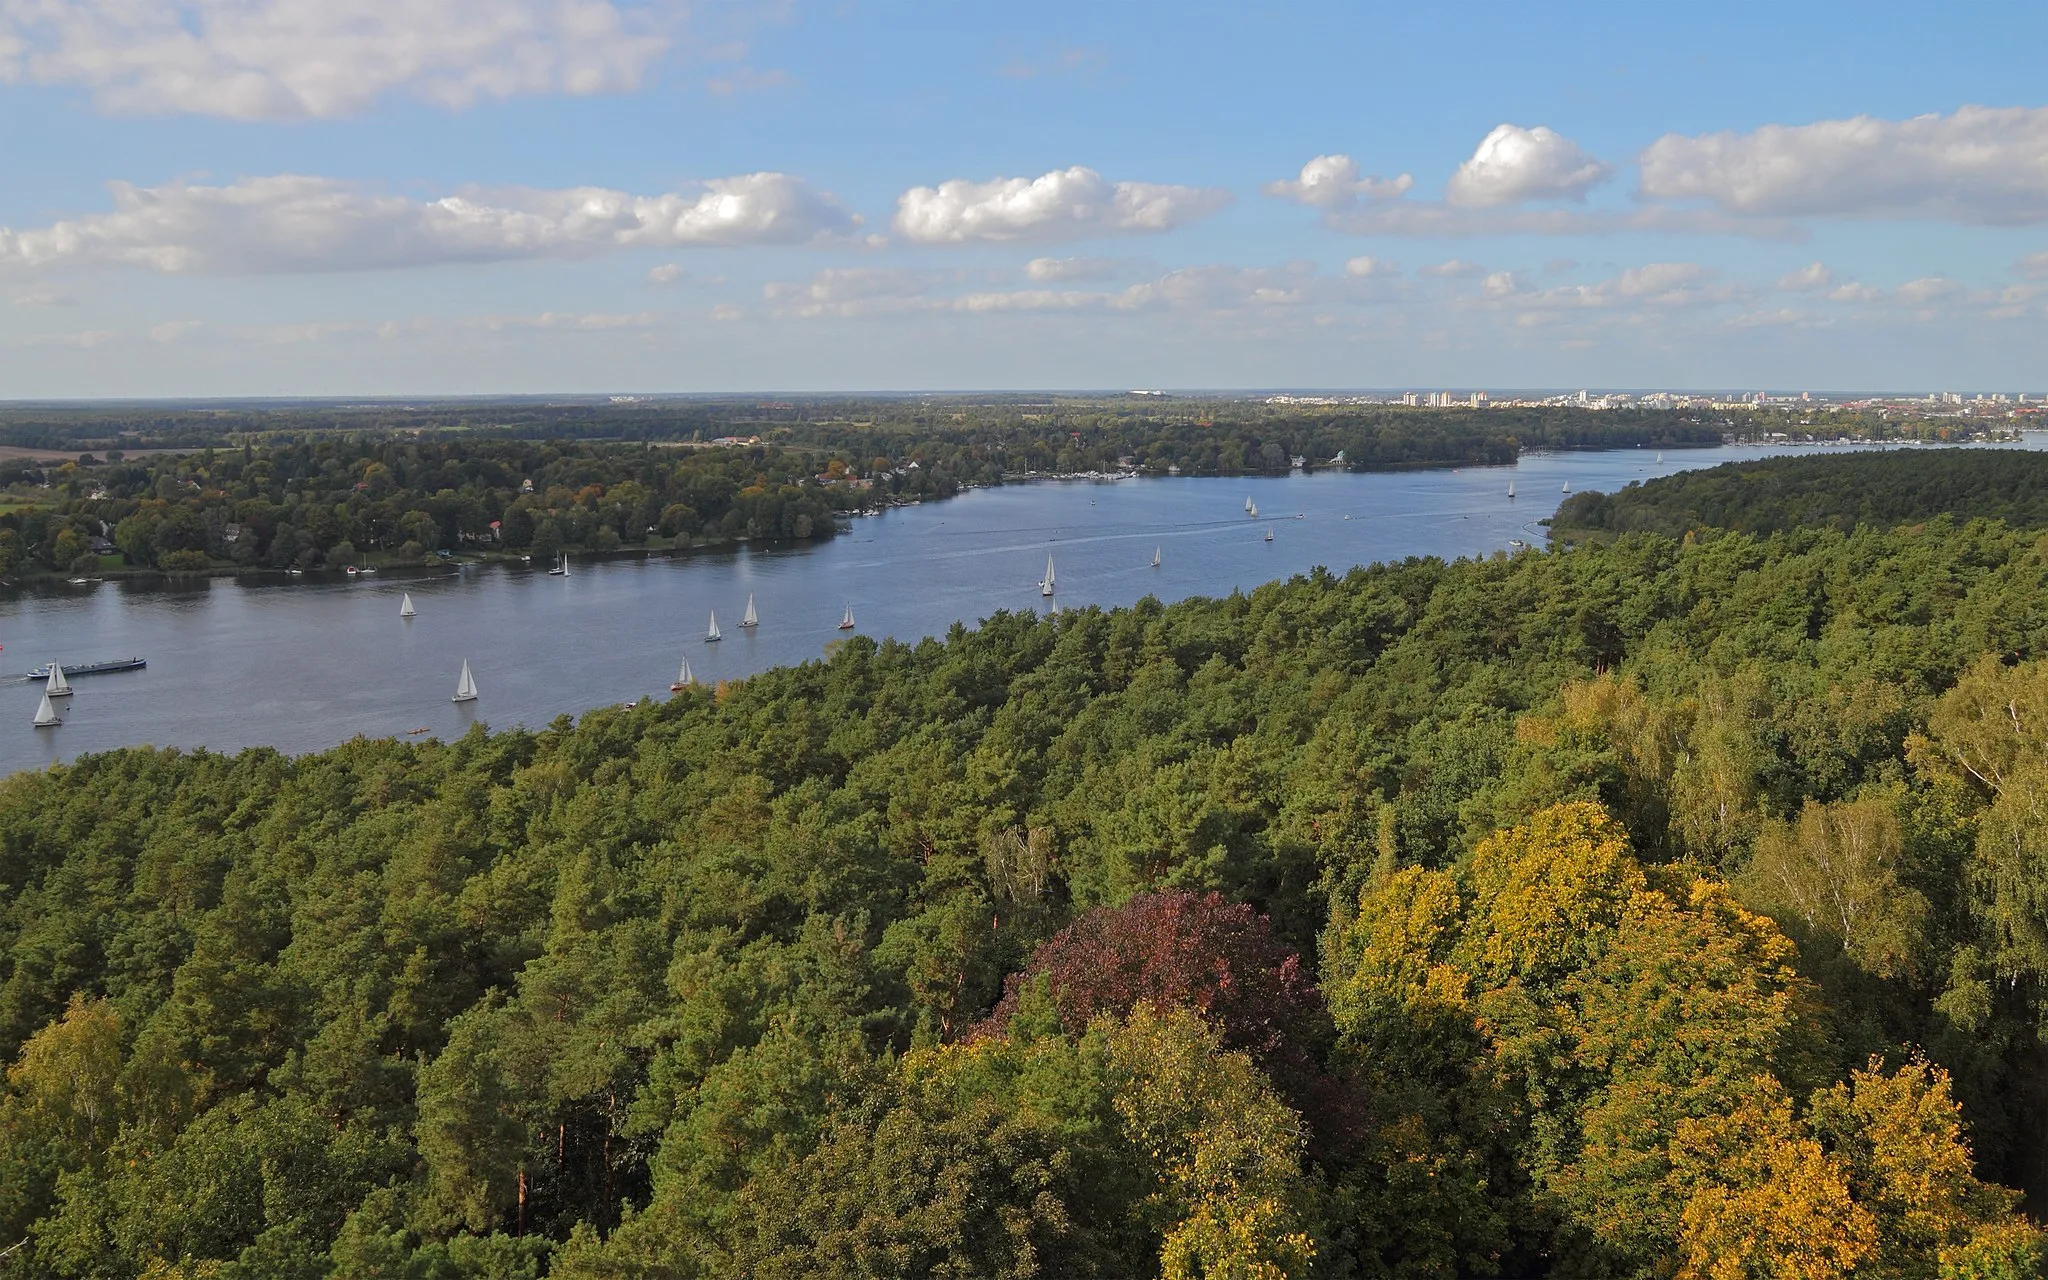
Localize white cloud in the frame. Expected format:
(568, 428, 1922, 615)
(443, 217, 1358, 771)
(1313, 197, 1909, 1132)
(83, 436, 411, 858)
(894, 166, 1230, 243)
(1639, 105, 2048, 224)
(763, 260, 1396, 320)
(148, 320, 203, 342)
(710, 303, 744, 322)
(0, 0, 674, 119)
(1024, 255, 1125, 282)
(1773, 262, 1834, 291)
(11, 286, 74, 306)
(647, 263, 686, 284)
(0, 172, 858, 274)
(1896, 276, 1960, 305)
(1420, 259, 1485, 278)
(2018, 250, 2048, 279)
(1262, 154, 1413, 210)
(1828, 282, 1882, 303)
(1323, 201, 1800, 240)
(1444, 124, 1612, 206)
(1476, 262, 1737, 314)
(1344, 255, 1391, 278)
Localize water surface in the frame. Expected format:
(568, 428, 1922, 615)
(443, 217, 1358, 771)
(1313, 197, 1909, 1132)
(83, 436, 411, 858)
(3, 440, 2036, 773)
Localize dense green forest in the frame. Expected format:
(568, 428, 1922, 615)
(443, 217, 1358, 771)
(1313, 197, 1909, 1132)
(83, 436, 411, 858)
(0, 397, 1726, 456)
(1553, 448, 2048, 540)
(5, 515, 2048, 1276)
(0, 439, 891, 578)
(0, 408, 1722, 578)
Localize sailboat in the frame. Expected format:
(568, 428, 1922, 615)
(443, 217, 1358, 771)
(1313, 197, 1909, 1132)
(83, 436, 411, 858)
(399, 592, 416, 619)
(838, 604, 856, 630)
(1151, 546, 1161, 568)
(548, 552, 568, 576)
(1507, 481, 1516, 499)
(33, 693, 60, 727)
(1040, 554, 1056, 597)
(452, 659, 478, 703)
(1265, 527, 1275, 542)
(740, 594, 758, 628)
(705, 611, 722, 643)
(1248, 501, 1259, 518)
(1656, 451, 1665, 464)
(1244, 495, 1254, 513)
(44, 662, 70, 699)
(670, 656, 695, 692)
(1561, 480, 1571, 493)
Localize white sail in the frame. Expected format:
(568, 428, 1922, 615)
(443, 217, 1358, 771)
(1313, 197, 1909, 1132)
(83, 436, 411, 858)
(1265, 527, 1275, 542)
(452, 659, 478, 703)
(45, 662, 70, 697)
(1249, 501, 1258, 518)
(33, 693, 60, 727)
(1562, 481, 1570, 493)
(672, 656, 694, 689)
(399, 592, 416, 618)
(841, 604, 856, 629)
(1656, 451, 1664, 463)
(742, 594, 758, 627)
(706, 611, 721, 642)
(562, 553, 570, 575)
(1041, 554, 1056, 597)
(1507, 481, 1516, 498)
(1245, 494, 1254, 512)
(1152, 546, 1161, 567)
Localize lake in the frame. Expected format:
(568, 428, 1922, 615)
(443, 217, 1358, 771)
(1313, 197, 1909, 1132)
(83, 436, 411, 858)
(3, 439, 2040, 774)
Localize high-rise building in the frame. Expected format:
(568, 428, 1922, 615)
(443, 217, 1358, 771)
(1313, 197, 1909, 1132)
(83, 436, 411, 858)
(1402, 391, 1419, 406)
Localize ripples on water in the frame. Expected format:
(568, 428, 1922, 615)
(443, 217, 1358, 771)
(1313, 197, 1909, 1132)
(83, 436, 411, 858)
(4, 440, 2041, 772)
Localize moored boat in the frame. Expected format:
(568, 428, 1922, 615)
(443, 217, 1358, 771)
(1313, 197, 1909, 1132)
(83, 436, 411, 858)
(27, 657, 144, 680)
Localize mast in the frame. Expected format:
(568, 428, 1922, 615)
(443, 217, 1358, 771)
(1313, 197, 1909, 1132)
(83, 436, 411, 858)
(33, 693, 60, 727)
(45, 662, 70, 697)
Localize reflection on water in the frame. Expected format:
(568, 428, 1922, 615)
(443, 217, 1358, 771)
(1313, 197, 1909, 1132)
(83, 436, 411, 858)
(2, 440, 2040, 774)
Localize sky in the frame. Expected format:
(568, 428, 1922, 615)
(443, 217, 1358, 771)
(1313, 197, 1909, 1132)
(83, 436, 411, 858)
(1, 0, 2046, 397)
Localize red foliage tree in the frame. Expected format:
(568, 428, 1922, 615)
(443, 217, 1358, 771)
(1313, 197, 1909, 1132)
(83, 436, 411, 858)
(974, 891, 1365, 1153)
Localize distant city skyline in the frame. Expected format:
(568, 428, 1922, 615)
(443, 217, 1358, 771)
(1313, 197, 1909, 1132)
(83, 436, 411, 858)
(0, 1, 2045, 396)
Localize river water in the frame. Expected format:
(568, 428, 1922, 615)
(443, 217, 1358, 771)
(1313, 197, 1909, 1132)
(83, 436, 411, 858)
(3, 439, 2040, 775)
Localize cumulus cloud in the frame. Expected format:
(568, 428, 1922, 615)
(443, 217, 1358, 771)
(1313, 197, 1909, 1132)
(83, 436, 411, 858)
(1475, 262, 1738, 314)
(0, 0, 674, 118)
(0, 172, 858, 273)
(1024, 255, 1126, 282)
(1344, 256, 1391, 277)
(1444, 124, 1612, 206)
(647, 263, 686, 284)
(1774, 262, 1834, 292)
(893, 167, 1230, 244)
(1262, 155, 1413, 210)
(1639, 105, 2048, 224)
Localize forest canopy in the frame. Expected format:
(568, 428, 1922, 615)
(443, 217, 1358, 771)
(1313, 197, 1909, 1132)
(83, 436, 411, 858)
(1552, 447, 2048, 540)
(6, 511, 2048, 1275)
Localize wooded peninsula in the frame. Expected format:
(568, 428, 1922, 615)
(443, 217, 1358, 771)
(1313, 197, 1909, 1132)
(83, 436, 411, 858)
(4, 445, 2048, 1276)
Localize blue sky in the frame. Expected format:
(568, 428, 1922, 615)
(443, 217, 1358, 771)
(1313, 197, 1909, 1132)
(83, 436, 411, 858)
(1, 0, 2046, 396)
